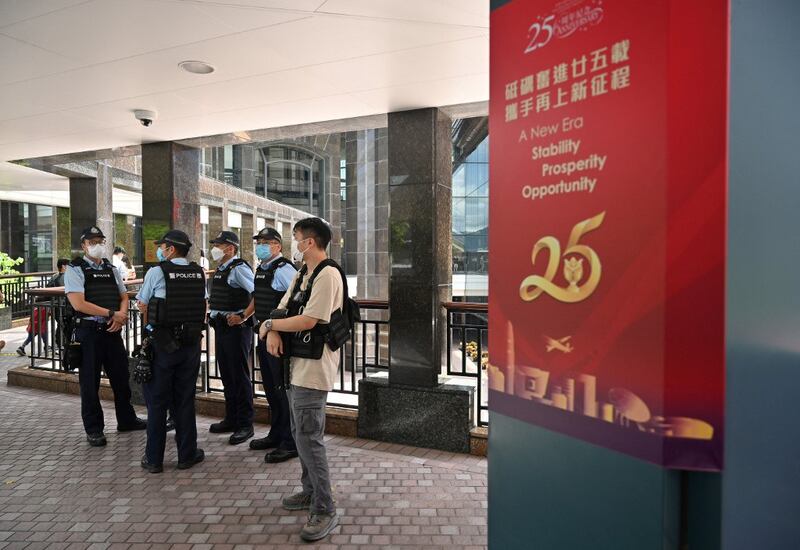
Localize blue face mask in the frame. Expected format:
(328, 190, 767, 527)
(156, 247, 167, 262)
(255, 244, 272, 260)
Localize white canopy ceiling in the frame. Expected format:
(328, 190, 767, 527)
(0, 0, 489, 164)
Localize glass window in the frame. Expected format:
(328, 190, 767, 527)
(451, 122, 489, 297)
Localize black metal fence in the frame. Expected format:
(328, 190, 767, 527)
(2, 267, 143, 321)
(23, 288, 391, 409)
(1, 272, 57, 319)
(445, 301, 489, 427)
(22, 287, 488, 424)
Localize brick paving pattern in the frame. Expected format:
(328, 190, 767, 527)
(0, 328, 487, 549)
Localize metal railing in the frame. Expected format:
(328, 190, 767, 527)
(444, 301, 489, 427)
(1, 272, 59, 319)
(23, 287, 390, 408)
(2, 266, 142, 320)
(21, 287, 489, 424)
(24, 281, 145, 367)
(206, 299, 390, 408)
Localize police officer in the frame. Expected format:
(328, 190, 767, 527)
(249, 227, 298, 463)
(136, 230, 207, 473)
(64, 226, 146, 446)
(208, 230, 256, 445)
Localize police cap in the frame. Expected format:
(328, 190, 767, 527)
(253, 227, 282, 242)
(154, 229, 192, 249)
(210, 230, 240, 246)
(79, 226, 106, 241)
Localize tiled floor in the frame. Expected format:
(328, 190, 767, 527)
(0, 328, 487, 550)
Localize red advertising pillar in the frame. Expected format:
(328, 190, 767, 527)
(489, 0, 727, 470)
(489, 0, 728, 548)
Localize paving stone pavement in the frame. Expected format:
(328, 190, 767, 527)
(0, 328, 487, 550)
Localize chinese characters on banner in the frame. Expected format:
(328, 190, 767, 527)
(503, 39, 631, 122)
(488, 0, 728, 470)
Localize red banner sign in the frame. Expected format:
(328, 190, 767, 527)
(488, 0, 728, 470)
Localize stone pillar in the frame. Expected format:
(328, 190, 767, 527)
(69, 162, 113, 257)
(344, 132, 359, 279)
(141, 142, 201, 264)
(324, 135, 343, 264)
(374, 128, 389, 299)
(241, 212, 255, 265)
(386, 108, 453, 387)
(358, 108, 473, 453)
(207, 206, 224, 265)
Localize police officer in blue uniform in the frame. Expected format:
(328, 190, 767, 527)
(207, 231, 256, 445)
(136, 230, 207, 473)
(249, 227, 298, 463)
(64, 226, 146, 446)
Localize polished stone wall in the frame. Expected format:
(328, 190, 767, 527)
(240, 212, 254, 264)
(141, 142, 201, 264)
(387, 108, 453, 387)
(68, 162, 114, 256)
(55, 207, 71, 262)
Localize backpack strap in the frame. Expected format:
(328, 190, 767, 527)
(308, 259, 348, 309)
(291, 259, 348, 308)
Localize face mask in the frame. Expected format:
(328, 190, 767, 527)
(156, 247, 168, 262)
(292, 240, 310, 263)
(255, 244, 272, 260)
(87, 244, 105, 259)
(210, 247, 225, 262)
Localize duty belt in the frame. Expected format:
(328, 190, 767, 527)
(73, 318, 109, 331)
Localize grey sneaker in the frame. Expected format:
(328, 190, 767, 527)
(300, 512, 339, 542)
(282, 491, 312, 511)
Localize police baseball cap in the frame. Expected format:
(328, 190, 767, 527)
(154, 229, 192, 249)
(210, 230, 240, 246)
(253, 227, 282, 242)
(79, 226, 106, 241)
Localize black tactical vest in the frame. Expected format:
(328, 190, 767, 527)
(285, 260, 342, 360)
(70, 258, 121, 316)
(254, 257, 294, 322)
(209, 258, 252, 312)
(151, 261, 206, 326)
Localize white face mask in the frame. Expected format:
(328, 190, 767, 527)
(210, 246, 225, 262)
(87, 243, 105, 259)
(292, 239, 310, 263)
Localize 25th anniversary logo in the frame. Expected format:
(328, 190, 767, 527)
(519, 211, 605, 303)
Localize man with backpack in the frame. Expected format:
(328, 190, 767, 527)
(258, 217, 354, 542)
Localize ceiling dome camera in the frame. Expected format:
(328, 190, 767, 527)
(133, 109, 157, 127)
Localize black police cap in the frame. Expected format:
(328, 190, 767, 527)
(210, 230, 240, 246)
(80, 226, 106, 241)
(253, 227, 282, 242)
(154, 229, 192, 248)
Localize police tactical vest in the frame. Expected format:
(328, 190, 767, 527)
(152, 261, 206, 326)
(209, 258, 252, 312)
(71, 258, 120, 316)
(254, 257, 294, 323)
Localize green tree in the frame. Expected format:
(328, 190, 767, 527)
(0, 251, 24, 275)
(0, 251, 24, 307)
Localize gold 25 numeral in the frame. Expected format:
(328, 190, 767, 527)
(519, 212, 606, 303)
